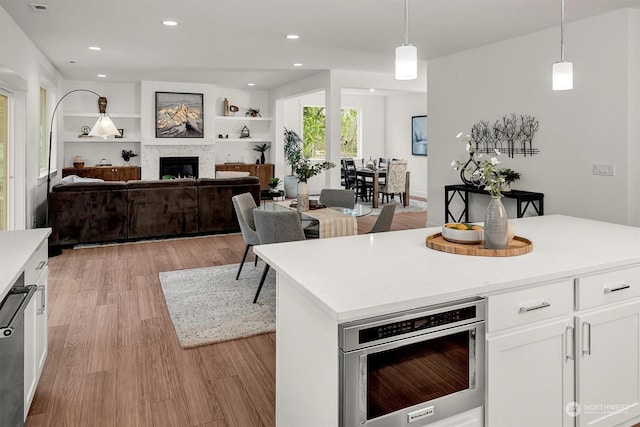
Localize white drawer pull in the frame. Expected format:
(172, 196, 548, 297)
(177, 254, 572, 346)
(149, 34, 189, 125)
(604, 284, 630, 294)
(519, 301, 550, 313)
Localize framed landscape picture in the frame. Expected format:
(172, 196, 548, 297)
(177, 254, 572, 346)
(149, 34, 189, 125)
(412, 115, 427, 156)
(155, 92, 204, 138)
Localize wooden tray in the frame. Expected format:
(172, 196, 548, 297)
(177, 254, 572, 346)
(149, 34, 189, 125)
(426, 233, 533, 257)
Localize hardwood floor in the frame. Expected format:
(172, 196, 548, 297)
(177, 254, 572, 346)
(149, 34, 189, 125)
(27, 208, 427, 427)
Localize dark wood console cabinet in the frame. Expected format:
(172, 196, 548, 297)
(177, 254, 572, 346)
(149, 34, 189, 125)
(62, 166, 141, 181)
(215, 163, 274, 190)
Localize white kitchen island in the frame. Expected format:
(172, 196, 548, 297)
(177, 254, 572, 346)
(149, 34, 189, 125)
(254, 215, 640, 427)
(0, 228, 51, 421)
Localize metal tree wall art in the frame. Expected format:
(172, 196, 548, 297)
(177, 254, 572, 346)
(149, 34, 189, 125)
(470, 114, 539, 158)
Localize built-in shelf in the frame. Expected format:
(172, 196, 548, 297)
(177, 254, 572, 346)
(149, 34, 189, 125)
(64, 112, 141, 119)
(215, 138, 270, 143)
(214, 116, 271, 121)
(64, 137, 141, 143)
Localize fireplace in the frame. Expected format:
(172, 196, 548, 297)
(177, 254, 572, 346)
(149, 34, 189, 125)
(159, 156, 199, 179)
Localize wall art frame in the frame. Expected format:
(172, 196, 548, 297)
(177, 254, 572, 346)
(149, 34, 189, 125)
(412, 115, 427, 156)
(155, 92, 204, 138)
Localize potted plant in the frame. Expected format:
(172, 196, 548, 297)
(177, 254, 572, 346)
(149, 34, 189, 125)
(283, 128, 304, 198)
(253, 143, 270, 164)
(500, 168, 521, 192)
(268, 177, 281, 192)
(121, 150, 138, 163)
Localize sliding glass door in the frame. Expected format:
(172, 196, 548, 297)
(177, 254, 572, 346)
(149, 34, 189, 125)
(0, 93, 8, 230)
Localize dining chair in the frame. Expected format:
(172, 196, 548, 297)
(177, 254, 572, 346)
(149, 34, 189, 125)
(342, 158, 357, 191)
(252, 209, 306, 303)
(319, 189, 356, 209)
(231, 192, 261, 280)
(380, 160, 408, 204)
(367, 203, 396, 233)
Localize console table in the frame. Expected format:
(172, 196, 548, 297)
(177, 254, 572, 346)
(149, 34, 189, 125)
(445, 184, 544, 223)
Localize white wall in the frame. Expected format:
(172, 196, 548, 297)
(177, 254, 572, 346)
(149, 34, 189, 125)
(0, 5, 62, 229)
(385, 92, 428, 200)
(427, 9, 640, 227)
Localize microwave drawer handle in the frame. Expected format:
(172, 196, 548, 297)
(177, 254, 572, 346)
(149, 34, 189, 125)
(604, 284, 630, 294)
(0, 285, 38, 338)
(519, 301, 550, 313)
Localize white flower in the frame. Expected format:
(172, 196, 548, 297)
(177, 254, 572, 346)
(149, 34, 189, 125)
(450, 160, 456, 167)
(456, 132, 464, 139)
(494, 149, 501, 156)
(490, 157, 500, 166)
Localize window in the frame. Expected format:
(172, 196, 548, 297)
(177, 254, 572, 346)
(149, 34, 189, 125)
(302, 106, 360, 160)
(0, 92, 8, 230)
(39, 87, 47, 173)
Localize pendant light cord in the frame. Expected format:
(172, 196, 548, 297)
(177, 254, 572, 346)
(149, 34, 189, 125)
(403, 0, 409, 46)
(560, 0, 565, 61)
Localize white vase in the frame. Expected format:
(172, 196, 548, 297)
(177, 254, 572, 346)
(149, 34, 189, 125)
(297, 181, 309, 212)
(284, 175, 298, 198)
(484, 196, 508, 249)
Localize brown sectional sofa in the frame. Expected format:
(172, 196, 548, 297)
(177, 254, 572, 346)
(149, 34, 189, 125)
(49, 177, 260, 246)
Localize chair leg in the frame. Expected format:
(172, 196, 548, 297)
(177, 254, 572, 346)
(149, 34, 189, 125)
(253, 264, 270, 303)
(236, 244, 251, 280)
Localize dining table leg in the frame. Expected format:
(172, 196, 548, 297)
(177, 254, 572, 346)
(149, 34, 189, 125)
(404, 171, 410, 207)
(373, 171, 379, 208)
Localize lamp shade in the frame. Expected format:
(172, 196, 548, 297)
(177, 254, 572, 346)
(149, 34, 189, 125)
(552, 61, 573, 91)
(88, 114, 120, 138)
(395, 45, 417, 80)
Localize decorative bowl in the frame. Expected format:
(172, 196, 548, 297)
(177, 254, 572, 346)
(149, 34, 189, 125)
(441, 223, 484, 244)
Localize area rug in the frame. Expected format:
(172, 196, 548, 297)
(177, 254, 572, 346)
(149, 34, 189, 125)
(363, 198, 428, 215)
(159, 263, 275, 349)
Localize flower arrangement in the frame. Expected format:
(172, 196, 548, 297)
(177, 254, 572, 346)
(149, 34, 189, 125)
(452, 133, 505, 197)
(293, 159, 335, 183)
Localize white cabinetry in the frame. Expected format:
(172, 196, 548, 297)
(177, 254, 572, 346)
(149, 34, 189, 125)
(486, 280, 575, 427)
(22, 240, 48, 419)
(486, 266, 640, 427)
(574, 265, 640, 427)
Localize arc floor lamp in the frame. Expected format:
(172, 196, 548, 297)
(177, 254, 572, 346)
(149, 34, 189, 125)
(46, 89, 119, 224)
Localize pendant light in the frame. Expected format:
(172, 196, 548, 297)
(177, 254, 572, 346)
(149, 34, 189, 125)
(552, 0, 573, 90)
(395, 0, 417, 80)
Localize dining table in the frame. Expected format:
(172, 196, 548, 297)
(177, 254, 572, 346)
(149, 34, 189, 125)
(355, 168, 411, 208)
(258, 200, 360, 238)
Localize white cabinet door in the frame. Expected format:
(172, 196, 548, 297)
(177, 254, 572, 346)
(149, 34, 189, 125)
(575, 300, 640, 427)
(487, 317, 575, 427)
(35, 270, 48, 378)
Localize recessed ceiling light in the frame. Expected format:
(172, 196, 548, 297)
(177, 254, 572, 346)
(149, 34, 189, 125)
(162, 20, 178, 26)
(247, 83, 256, 87)
(97, 74, 106, 78)
(292, 63, 303, 67)
(88, 46, 102, 51)
(370, 88, 376, 92)
(285, 34, 300, 40)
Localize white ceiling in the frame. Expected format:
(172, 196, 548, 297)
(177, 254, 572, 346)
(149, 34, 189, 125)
(2, 0, 639, 89)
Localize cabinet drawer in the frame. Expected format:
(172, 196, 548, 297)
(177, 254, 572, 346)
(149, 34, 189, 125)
(487, 280, 574, 332)
(24, 240, 47, 286)
(575, 265, 640, 310)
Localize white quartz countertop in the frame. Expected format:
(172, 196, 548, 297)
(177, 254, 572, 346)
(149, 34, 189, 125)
(254, 215, 640, 322)
(0, 229, 51, 299)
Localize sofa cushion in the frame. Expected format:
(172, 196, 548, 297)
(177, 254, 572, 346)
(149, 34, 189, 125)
(127, 179, 198, 239)
(49, 182, 128, 245)
(197, 177, 260, 233)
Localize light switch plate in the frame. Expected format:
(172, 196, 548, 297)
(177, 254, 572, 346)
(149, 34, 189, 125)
(593, 163, 615, 176)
